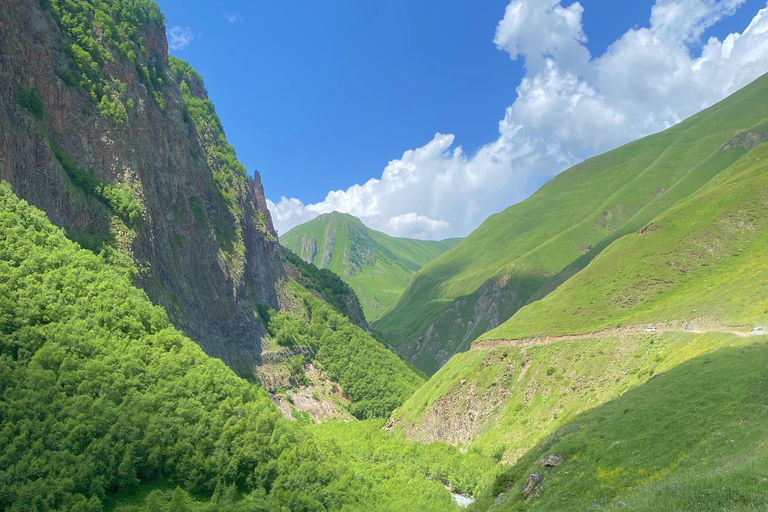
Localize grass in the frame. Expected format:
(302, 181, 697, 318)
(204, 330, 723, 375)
(482, 140, 768, 341)
(394, 330, 750, 465)
(310, 419, 500, 499)
(469, 339, 768, 511)
(390, 126, 768, 509)
(373, 72, 768, 374)
(280, 211, 460, 321)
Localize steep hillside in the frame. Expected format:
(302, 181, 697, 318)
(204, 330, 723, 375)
(281, 212, 460, 321)
(482, 139, 768, 341)
(374, 73, 768, 374)
(257, 281, 425, 420)
(0, 182, 489, 512)
(390, 141, 768, 508)
(470, 339, 768, 511)
(281, 246, 368, 330)
(0, 0, 282, 376)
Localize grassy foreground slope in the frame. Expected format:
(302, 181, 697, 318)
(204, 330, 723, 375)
(374, 73, 768, 374)
(471, 339, 768, 511)
(281, 212, 460, 321)
(0, 182, 479, 512)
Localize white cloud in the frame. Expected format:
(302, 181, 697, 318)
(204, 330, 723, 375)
(168, 26, 194, 50)
(225, 11, 242, 23)
(269, 0, 768, 239)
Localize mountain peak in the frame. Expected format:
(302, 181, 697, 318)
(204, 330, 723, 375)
(281, 213, 461, 321)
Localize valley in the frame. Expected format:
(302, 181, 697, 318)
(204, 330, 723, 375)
(280, 211, 460, 321)
(1, 0, 768, 510)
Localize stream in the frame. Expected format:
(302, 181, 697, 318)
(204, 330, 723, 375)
(451, 493, 476, 508)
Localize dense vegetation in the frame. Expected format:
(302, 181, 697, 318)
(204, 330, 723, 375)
(15, 88, 45, 120)
(312, 421, 498, 504)
(281, 212, 460, 321)
(374, 74, 768, 374)
(42, 0, 167, 119)
(262, 284, 424, 419)
(0, 182, 469, 512)
(108, 421, 499, 511)
(282, 247, 364, 325)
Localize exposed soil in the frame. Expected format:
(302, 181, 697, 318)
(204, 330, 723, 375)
(270, 363, 354, 423)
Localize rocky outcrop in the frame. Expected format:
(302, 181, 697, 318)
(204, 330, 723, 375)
(404, 272, 540, 373)
(0, 0, 283, 376)
(398, 380, 509, 445)
(269, 363, 354, 423)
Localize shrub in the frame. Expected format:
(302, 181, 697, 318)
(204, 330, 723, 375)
(15, 88, 45, 119)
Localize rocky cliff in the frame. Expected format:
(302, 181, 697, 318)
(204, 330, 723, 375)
(0, 0, 283, 375)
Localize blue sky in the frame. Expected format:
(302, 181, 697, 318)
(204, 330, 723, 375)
(158, 0, 768, 238)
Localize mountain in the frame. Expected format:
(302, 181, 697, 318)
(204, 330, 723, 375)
(281, 245, 369, 330)
(0, 0, 284, 377)
(389, 120, 768, 509)
(0, 182, 492, 511)
(373, 73, 768, 375)
(280, 212, 461, 321)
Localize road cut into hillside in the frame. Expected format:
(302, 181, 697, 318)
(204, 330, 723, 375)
(472, 319, 755, 351)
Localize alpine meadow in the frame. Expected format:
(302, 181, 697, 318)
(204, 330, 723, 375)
(2, 0, 768, 511)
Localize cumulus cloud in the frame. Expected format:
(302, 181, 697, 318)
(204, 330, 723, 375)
(268, 0, 768, 239)
(168, 26, 193, 50)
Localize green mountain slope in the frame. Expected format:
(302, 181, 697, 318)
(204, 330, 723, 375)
(471, 340, 768, 511)
(373, 73, 768, 374)
(280, 212, 461, 321)
(482, 139, 768, 341)
(0, 182, 493, 511)
(390, 139, 768, 508)
(282, 246, 369, 329)
(1, 0, 287, 377)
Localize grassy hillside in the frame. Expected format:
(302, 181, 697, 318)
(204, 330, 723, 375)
(280, 212, 460, 321)
(374, 73, 768, 375)
(482, 138, 768, 341)
(390, 139, 768, 508)
(470, 339, 768, 511)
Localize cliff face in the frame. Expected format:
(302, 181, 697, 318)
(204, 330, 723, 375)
(0, 0, 283, 375)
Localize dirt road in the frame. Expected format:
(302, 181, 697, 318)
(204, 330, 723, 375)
(472, 320, 756, 351)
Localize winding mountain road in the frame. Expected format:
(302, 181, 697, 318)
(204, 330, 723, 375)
(472, 322, 757, 351)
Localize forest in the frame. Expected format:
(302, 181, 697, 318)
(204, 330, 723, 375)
(0, 183, 494, 511)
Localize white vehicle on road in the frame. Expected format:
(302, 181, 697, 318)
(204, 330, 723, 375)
(644, 326, 657, 333)
(752, 326, 765, 336)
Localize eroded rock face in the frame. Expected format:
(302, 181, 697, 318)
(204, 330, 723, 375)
(0, 0, 283, 376)
(268, 363, 354, 423)
(399, 381, 509, 446)
(405, 273, 532, 372)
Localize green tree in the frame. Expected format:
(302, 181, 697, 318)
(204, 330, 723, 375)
(168, 487, 188, 512)
(145, 491, 163, 512)
(117, 452, 139, 489)
(87, 496, 103, 512)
